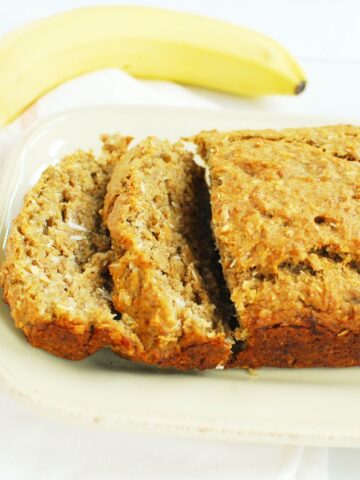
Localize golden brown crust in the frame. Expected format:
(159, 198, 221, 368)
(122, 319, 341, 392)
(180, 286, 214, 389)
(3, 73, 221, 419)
(193, 124, 360, 163)
(157, 336, 230, 370)
(229, 325, 360, 368)
(194, 125, 360, 368)
(24, 323, 104, 360)
(24, 321, 141, 361)
(22, 317, 228, 369)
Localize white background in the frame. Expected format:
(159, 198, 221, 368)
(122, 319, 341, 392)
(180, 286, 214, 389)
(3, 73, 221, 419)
(2, 1, 360, 478)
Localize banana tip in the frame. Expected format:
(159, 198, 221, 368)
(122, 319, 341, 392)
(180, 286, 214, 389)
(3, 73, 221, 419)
(295, 81, 306, 95)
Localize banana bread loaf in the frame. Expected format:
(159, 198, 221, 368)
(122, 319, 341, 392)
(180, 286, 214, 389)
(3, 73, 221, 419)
(194, 125, 360, 368)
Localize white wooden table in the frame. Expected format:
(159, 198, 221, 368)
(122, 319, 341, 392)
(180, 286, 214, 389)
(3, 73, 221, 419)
(2, 1, 360, 478)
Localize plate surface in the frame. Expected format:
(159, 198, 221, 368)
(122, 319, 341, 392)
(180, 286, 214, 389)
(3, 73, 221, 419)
(1, 105, 359, 447)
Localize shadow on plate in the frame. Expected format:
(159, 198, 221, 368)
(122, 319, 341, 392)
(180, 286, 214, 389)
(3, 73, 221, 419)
(86, 348, 202, 377)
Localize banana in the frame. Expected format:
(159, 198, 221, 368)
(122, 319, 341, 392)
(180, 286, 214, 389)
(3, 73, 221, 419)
(0, 6, 306, 124)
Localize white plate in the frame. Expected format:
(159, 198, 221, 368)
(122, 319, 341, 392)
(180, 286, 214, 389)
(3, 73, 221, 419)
(1, 106, 360, 447)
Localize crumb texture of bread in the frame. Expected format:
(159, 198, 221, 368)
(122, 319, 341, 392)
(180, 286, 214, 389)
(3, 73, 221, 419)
(103, 137, 231, 368)
(194, 125, 360, 368)
(0, 135, 144, 361)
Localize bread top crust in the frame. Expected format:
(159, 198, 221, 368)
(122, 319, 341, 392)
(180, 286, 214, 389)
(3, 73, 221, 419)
(193, 126, 360, 335)
(103, 137, 231, 364)
(194, 124, 360, 162)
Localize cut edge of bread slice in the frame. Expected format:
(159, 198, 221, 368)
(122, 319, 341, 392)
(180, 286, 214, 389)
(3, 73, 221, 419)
(0, 135, 146, 361)
(102, 136, 233, 369)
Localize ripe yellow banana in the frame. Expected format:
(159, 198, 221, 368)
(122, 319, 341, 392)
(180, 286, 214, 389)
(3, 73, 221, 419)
(0, 6, 306, 124)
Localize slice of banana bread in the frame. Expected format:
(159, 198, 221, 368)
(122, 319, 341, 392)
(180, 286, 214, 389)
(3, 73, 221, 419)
(194, 125, 360, 368)
(102, 137, 232, 369)
(0, 135, 145, 361)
